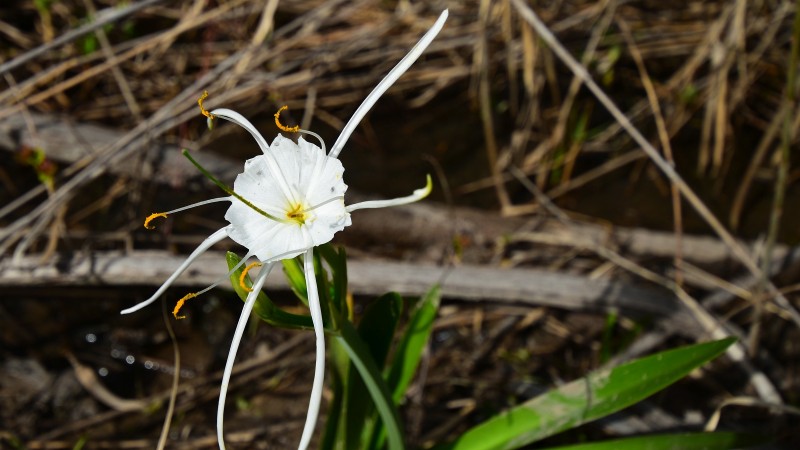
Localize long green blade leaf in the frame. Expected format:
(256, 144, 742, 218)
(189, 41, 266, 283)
(434, 337, 736, 450)
(345, 293, 403, 450)
(282, 256, 308, 305)
(542, 431, 762, 450)
(336, 320, 405, 450)
(387, 285, 440, 402)
(369, 286, 441, 449)
(318, 243, 349, 317)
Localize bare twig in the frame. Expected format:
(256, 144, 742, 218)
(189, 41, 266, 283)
(156, 301, 181, 450)
(81, 0, 143, 122)
(617, 18, 685, 288)
(0, 0, 166, 76)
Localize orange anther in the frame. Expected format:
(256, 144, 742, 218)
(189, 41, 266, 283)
(198, 90, 214, 119)
(239, 261, 263, 292)
(173, 292, 198, 319)
(144, 212, 168, 229)
(274, 105, 299, 133)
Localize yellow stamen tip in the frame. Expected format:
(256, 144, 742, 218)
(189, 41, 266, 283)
(173, 292, 198, 319)
(239, 261, 263, 292)
(198, 90, 214, 120)
(274, 105, 299, 133)
(144, 212, 168, 229)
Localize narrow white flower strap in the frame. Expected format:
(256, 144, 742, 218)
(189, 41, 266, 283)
(120, 228, 229, 314)
(210, 107, 299, 205)
(346, 175, 432, 212)
(328, 9, 448, 159)
(217, 262, 275, 450)
(297, 246, 325, 450)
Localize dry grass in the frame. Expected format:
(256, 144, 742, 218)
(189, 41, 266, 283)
(2, 1, 796, 232)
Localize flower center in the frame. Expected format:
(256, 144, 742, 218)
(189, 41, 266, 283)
(286, 203, 307, 225)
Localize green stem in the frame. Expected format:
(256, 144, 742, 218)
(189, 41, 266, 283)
(182, 149, 287, 223)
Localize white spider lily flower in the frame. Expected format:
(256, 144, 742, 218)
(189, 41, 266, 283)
(121, 9, 447, 450)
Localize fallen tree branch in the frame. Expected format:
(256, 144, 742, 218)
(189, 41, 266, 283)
(2, 250, 684, 321)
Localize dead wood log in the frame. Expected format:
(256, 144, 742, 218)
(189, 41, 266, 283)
(1, 250, 685, 322)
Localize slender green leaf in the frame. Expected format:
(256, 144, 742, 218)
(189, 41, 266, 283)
(369, 286, 440, 449)
(226, 252, 312, 329)
(336, 320, 405, 450)
(600, 312, 617, 363)
(282, 257, 308, 305)
(318, 244, 349, 317)
(322, 333, 353, 450)
(434, 337, 736, 450)
(542, 431, 762, 450)
(312, 249, 336, 328)
(344, 293, 403, 450)
(387, 285, 440, 402)
(362, 293, 404, 367)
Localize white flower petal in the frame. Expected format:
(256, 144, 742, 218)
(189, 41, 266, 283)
(217, 262, 274, 450)
(212, 108, 297, 205)
(346, 174, 432, 212)
(209, 108, 271, 153)
(268, 135, 305, 202)
(303, 200, 351, 246)
(120, 228, 229, 314)
(232, 155, 293, 215)
(224, 135, 349, 260)
(298, 248, 325, 450)
(226, 215, 306, 261)
(328, 10, 449, 159)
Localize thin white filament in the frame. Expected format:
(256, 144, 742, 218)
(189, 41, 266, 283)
(303, 195, 345, 213)
(298, 129, 327, 154)
(297, 247, 325, 450)
(217, 263, 274, 450)
(161, 197, 231, 215)
(328, 10, 448, 159)
(120, 228, 229, 314)
(346, 175, 431, 212)
(191, 251, 253, 297)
